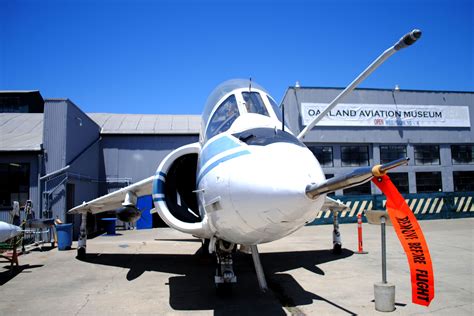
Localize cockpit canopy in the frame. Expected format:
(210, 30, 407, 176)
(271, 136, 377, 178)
(201, 79, 282, 142)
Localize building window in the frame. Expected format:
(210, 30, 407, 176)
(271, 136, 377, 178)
(0, 96, 27, 113)
(453, 171, 474, 192)
(416, 172, 442, 193)
(414, 145, 440, 165)
(451, 145, 474, 164)
(343, 181, 371, 195)
(309, 146, 333, 167)
(388, 172, 409, 194)
(341, 145, 369, 167)
(325, 174, 335, 196)
(380, 145, 407, 164)
(0, 163, 30, 208)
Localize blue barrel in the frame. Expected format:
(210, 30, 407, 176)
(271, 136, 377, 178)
(101, 218, 116, 235)
(56, 223, 73, 250)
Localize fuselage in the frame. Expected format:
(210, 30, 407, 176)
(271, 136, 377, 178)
(196, 79, 326, 245)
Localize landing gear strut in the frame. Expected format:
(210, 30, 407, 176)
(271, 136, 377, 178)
(251, 245, 268, 292)
(77, 212, 87, 259)
(332, 211, 342, 254)
(214, 240, 236, 295)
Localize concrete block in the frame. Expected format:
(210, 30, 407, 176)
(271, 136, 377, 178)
(374, 282, 395, 312)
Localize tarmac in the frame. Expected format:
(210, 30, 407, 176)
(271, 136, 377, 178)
(0, 218, 472, 315)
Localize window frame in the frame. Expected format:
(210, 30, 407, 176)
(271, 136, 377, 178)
(387, 172, 409, 194)
(341, 145, 370, 167)
(205, 94, 240, 141)
(241, 91, 270, 117)
(415, 171, 443, 193)
(308, 145, 334, 167)
(266, 95, 283, 121)
(380, 145, 407, 164)
(453, 171, 474, 192)
(451, 145, 474, 165)
(414, 145, 440, 165)
(343, 181, 372, 195)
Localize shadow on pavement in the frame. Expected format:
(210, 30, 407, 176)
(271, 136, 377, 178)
(0, 264, 44, 286)
(79, 248, 355, 315)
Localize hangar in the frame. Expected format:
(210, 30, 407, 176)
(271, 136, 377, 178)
(1, 86, 473, 235)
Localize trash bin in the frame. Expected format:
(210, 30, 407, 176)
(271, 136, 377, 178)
(101, 218, 116, 235)
(56, 223, 73, 250)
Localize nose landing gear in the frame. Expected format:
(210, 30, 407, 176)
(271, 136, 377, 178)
(214, 240, 237, 295)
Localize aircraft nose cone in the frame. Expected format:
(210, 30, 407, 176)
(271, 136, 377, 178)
(228, 143, 325, 221)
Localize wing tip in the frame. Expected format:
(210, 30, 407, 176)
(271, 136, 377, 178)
(67, 202, 90, 214)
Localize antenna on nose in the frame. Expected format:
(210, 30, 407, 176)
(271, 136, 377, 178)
(282, 103, 285, 132)
(249, 77, 252, 92)
(297, 29, 422, 140)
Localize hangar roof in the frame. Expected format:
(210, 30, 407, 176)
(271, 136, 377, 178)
(0, 112, 200, 152)
(87, 113, 201, 134)
(0, 113, 43, 151)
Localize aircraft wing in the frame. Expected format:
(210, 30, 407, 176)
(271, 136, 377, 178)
(68, 176, 154, 214)
(322, 196, 349, 212)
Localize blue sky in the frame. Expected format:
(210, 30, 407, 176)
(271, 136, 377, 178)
(1, 0, 472, 114)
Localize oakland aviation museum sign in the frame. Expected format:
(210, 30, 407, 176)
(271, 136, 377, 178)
(301, 103, 470, 128)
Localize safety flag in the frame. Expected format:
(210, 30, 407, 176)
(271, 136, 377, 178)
(372, 175, 434, 306)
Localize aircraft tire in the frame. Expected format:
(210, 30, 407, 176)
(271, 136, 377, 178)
(216, 282, 233, 297)
(332, 243, 342, 255)
(77, 247, 86, 260)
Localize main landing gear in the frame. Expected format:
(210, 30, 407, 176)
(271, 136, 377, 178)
(332, 211, 342, 254)
(77, 212, 87, 259)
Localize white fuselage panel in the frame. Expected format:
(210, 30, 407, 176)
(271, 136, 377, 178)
(197, 134, 326, 244)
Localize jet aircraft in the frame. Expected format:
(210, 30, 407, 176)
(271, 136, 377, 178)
(69, 29, 422, 293)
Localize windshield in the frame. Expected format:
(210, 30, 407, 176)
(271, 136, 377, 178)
(267, 95, 283, 121)
(205, 94, 239, 141)
(201, 79, 267, 135)
(242, 92, 269, 116)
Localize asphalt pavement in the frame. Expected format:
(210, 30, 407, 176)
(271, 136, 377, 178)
(0, 218, 472, 315)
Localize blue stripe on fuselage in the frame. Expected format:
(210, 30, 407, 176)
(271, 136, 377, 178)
(199, 135, 242, 169)
(197, 149, 250, 185)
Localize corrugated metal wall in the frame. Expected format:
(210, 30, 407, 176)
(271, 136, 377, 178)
(42, 99, 101, 226)
(99, 134, 199, 194)
(67, 140, 100, 236)
(43, 100, 68, 174)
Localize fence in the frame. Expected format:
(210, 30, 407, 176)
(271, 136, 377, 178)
(310, 191, 474, 225)
(0, 210, 54, 248)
